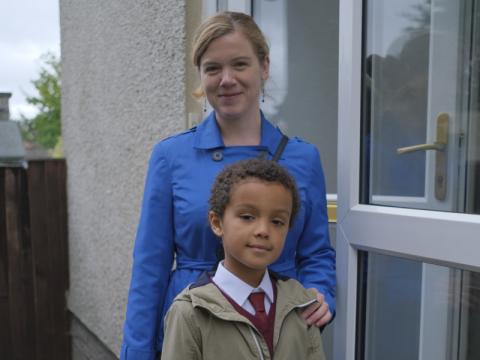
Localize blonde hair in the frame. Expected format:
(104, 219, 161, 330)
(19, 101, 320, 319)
(192, 11, 269, 69)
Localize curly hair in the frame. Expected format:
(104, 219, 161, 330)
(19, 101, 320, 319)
(209, 158, 300, 227)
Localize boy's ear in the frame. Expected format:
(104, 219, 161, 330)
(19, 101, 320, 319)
(208, 211, 223, 237)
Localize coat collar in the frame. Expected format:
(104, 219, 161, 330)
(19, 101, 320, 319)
(193, 111, 283, 156)
(181, 272, 316, 325)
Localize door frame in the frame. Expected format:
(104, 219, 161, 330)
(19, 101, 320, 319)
(336, 0, 480, 359)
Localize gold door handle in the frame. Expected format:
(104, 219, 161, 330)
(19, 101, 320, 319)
(397, 142, 445, 154)
(396, 112, 449, 201)
(396, 112, 449, 154)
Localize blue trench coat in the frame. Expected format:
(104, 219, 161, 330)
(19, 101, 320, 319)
(121, 112, 336, 360)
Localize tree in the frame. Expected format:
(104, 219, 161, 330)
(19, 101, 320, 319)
(19, 52, 61, 151)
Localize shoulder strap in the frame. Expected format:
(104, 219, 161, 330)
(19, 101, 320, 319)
(271, 134, 289, 162)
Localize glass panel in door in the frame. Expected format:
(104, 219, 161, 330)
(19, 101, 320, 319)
(364, 0, 478, 212)
(361, 252, 480, 360)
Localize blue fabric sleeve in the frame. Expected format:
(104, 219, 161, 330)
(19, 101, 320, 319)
(121, 143, 174, 360)
(295, 146, 336, 316)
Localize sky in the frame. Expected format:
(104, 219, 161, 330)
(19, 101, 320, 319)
(0, 0, 60, 120)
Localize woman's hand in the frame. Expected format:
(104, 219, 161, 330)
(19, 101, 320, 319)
(301, 288, 332, 327)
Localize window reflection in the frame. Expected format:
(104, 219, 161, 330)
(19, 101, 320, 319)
(363, 0, 480, 213)
(365, 0, 432, 197)
(360, 251, 480, 360)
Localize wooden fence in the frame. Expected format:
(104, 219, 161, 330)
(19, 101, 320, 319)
(0, 160, 70, 360)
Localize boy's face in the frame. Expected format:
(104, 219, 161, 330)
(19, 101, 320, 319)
(209, 178, 292, 286)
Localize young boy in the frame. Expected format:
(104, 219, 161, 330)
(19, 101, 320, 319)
(162, 159, 326, 360)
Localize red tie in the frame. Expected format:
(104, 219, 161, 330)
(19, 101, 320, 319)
(249, 292, 268, 330)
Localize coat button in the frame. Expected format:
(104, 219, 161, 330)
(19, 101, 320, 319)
(212, 151, 223, 161)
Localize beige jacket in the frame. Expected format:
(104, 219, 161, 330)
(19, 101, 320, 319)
(162, 273, 326, 360)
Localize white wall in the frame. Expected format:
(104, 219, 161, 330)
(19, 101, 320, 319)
(60, 0, 187, 355)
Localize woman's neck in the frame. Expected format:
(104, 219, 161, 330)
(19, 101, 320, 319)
(216, 111, 262, 146)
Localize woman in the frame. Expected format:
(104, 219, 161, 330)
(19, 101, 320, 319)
(121, 11, 335, 360)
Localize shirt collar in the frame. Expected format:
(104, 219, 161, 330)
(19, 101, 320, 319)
(193, 111, 283, 156)
(212, 262, 274, 307)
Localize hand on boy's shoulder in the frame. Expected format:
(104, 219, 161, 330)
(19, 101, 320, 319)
(301, 289, 333, 328)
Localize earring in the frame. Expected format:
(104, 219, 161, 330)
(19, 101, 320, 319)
(203, 97, 207, 112)
(261, 85, 265, 103)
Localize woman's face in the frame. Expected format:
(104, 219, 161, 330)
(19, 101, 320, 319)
(199, 30, 269, 123)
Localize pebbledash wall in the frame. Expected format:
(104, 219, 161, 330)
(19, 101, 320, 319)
(60, 1, 202, 357)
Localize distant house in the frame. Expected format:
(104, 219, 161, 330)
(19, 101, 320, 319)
(0, 92, 26, 167)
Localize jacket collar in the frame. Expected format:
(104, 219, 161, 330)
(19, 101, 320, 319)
(193, 111, 283, 156)
(181, 272, 316, 325)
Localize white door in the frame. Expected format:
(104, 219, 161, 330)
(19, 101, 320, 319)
(337, 0, 480, 360)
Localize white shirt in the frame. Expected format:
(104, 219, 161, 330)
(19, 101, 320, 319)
(212, 262, 274, 315)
